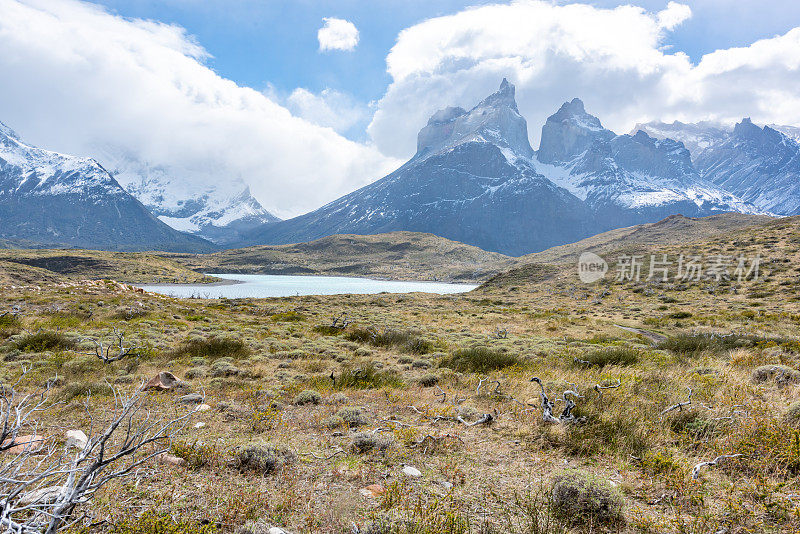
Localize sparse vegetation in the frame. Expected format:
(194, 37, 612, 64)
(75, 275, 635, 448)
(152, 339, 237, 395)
(550, 470, 624, 526)
(169, 336, 250, 361)
(235, 443, 296, 475)
(439, 346, 520, 372)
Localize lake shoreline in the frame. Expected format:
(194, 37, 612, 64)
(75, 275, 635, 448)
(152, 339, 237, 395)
(138, 273, 478, 299)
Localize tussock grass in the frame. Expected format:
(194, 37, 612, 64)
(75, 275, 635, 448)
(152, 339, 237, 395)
(345, 327, 433, 354)
(169, 337, 250, 361)
(572, 347, 640, 367)
(439, 346, 520, 373)
(13, 330, 76, 352)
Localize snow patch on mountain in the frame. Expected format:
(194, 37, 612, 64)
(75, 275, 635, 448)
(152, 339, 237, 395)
(97, 152, 279, 244)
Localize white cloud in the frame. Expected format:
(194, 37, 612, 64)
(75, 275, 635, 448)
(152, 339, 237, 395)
(657, 1, 692, 31)
(0, 0, 397, 219)
(369, 0, 800, 159)
(286, 88, 370, 136)
(317, 17, 359, 52)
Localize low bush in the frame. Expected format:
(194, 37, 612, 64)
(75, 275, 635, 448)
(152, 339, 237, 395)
(293, 389, 322, 405)
(171, 440, 220, 469)
(350, 432, 394, 453)
(572, 347, 640, 368)
(337, 407, 369, 427)
(235, 443, 296, 475)
(417, 374, 439, 387)
(439, 346, 520, 373)
(270, 311, 305, 322)
(333, 366, 404, 390)
(169, 337, 250, 361)
(59, 381, 114, 401)
(102, 510, 218, 534)
(752, 364, 800, 384)
(13, 331, 76, 352)
(784, 402, 800, 426)
(550, 470, 624, 526)
(345, 327, 433, 354)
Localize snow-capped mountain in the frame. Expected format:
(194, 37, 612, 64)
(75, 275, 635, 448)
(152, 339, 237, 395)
(98, 153, 279, 245)
(237, 80, 594, 255)
(636, 119, 800, 215)
(0, 121, 215, 252)
(535, 99, 758, 230)
(237, 80, 757, 255)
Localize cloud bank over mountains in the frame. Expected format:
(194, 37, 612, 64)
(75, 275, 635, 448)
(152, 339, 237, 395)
(1, 0, 800, 217)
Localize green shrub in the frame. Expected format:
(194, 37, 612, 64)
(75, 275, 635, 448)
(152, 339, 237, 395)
(321, 415, 346, 429)
(345, 327, 433, 354)
(337, 407, 369, 427)
(270, 311, 305, 322)
(171, 440, 219, 469)
(59, 381, 113, 401)
(293, 389, 322, 405)
(235, 443, 295, 475)
(439, 346, 520, 373)
(784, 402, 800, 426)
(333, 366, 404, 390)
(350, 432, 394, 453)
(550, 470, 624, 526)
(417, 374, 439, 387)
(752, 364, 800, 384)
(13, 331, 76, 352)
(658, 332, 799, 356)
(101, 510, 218, 534)
(572, 347, 640, 368)
(170, 337, 250, 361)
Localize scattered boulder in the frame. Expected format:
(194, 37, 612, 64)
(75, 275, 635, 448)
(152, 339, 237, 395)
(144, 371, 184, 391)
(2, 434, 44, 454)
(402, 465, 422, 478)
(550, 470, 624, 526)
(234, 520, 292, 534)
(359, 484, 386, 499)
(65, 429, 88, 450)
(195, 403, 211, 412)
(177, 393, 204, 405)
(19, 485, 64, 505)
(156, 453, 186, 467)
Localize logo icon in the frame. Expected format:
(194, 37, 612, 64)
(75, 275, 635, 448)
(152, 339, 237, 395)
(578, 252, 608, 283)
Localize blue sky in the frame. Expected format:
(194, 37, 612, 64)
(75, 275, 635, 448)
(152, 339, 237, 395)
(2, 0, 800, 217)
(85, 0, 800, 123)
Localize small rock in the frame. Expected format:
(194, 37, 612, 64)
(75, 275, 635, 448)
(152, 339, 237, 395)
(19, 485, 64, 505)
(177, 393, 203, 405)
(402, 465, 422, 478)
(144, 371, 183, 391)
(194, 422, 206, 429)
(65, 430, 88, 450)
(2, 435, 44, 454)
(157, 453, 186, 467)
(359, 484, 386, 499)
(195, 403, 211, 412)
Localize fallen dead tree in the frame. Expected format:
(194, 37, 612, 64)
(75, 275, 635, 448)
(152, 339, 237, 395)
(0, 366, 194, 533)
(77, 328, 140, 364)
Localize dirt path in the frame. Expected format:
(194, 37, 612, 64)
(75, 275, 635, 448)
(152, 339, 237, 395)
(613, 324, 667, 344)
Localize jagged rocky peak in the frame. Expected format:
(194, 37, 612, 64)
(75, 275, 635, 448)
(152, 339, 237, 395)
(0, 121, 20, 141)
(732, 117, 786, 146)
(537, 98, 614, 164)
(415, 78, 533, 160)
